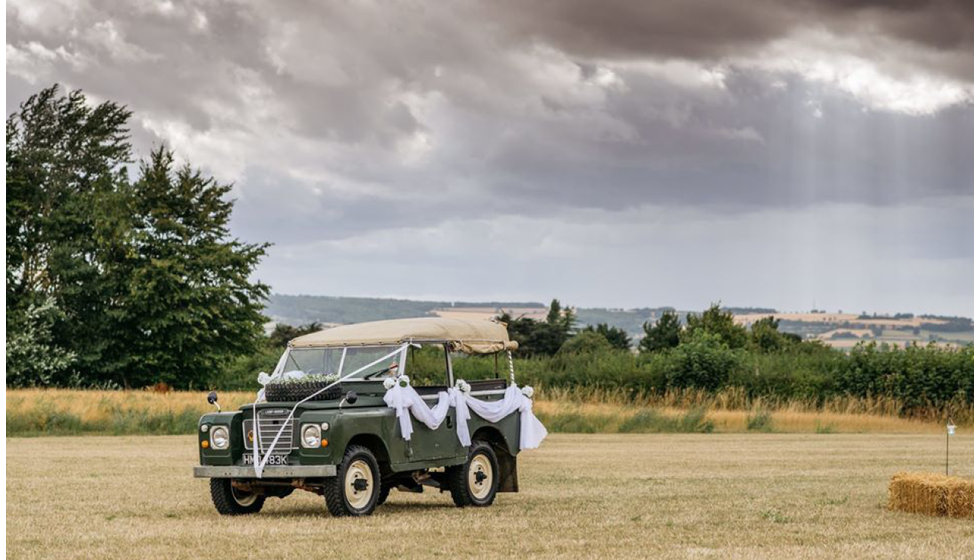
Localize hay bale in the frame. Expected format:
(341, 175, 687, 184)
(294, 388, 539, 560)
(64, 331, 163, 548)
(888, 472, 973, 518)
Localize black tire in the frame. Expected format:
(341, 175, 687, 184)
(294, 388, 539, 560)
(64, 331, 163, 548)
(447, 441, 499, 508)
(209, 479, 265, 515)
(325, 445, 381, 516)
(377, 484, 391, 506)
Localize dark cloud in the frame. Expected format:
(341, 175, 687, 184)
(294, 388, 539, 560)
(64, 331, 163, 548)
(486, 0, 973, 80)
(5, 0, 973, 313)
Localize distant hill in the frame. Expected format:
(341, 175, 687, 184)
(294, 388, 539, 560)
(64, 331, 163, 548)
(263, 294, 681, 341)
(264, 294, 545, 326)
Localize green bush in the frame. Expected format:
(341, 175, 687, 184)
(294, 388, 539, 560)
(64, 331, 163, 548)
(746, 410, 774, 432)
(666, 331, 741, 391)
(558, 331, 614, 355)
(616, 408, 714, 433)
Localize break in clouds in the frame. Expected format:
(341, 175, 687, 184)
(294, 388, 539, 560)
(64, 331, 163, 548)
(6, 0, 974, 315)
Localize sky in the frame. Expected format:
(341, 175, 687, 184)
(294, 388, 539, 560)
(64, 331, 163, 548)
(6, 0, 974, 316)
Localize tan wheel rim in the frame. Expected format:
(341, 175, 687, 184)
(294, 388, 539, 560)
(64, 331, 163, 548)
(468, 454, 493, 500)
(345, 459, 373, 510)
(231, 485, 258, 507)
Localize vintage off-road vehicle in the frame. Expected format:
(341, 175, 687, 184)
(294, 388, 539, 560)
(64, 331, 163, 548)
(194, 317, 546, 516)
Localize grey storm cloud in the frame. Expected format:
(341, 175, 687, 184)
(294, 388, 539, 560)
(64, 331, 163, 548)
(6, 0, 974, 314)
(490, 0, 973, 78)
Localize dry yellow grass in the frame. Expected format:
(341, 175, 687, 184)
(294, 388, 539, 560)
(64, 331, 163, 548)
(6, 388, 257, 423)
(7, 389, 965, 436)
(6, 433, 973, 559)
(532, 399, 955, 433)
(888, 472, 974, 518)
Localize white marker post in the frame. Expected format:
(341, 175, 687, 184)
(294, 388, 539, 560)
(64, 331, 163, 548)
(945, 418, 956, 475)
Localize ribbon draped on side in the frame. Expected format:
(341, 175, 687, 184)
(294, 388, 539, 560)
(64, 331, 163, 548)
(382, 386, 455, 442)
(383, 383, 548, 450)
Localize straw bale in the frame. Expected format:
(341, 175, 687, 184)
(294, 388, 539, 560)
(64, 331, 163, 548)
(888, 472, 973, 518)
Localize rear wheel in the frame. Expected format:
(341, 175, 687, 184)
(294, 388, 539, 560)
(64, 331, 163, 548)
(448, 441, 499, 507)
(325, 445, 381, 516)
(209, 479, 265, 515)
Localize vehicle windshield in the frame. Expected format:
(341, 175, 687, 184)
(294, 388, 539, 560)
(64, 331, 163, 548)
(279, 346, 402, 379)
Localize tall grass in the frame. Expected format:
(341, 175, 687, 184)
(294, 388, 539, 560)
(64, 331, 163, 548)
(6, 389, 255, 436)
(6, 389, 965, 437)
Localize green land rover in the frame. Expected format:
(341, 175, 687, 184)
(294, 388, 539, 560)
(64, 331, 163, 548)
(193, 317, 547, 516)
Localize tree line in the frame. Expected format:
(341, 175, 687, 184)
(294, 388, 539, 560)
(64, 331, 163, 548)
(499, 300, 810, 357)
(492, 300, 972, 419)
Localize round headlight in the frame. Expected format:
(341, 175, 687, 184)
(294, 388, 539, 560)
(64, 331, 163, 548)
(302, 424, 321, 448)
(210, 426, 229, 449)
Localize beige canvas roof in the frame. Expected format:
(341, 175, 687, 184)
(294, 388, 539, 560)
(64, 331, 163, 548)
(288, 317, 518, 354)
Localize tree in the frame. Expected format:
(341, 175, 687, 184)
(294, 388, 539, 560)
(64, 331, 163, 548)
(7, 85, 133, 384)
(6, 297, 77, 387)
(498, 299, 575, 357)
(684, 303, 748, 349)
(270, 322, 323, 348)
(558, 331, 613, 355)
(6, 85, 270, 388)
(750, 316, 784, 353)
(666, 330, 738, 391)
(583, 323, 632, 350)
(640, 310, 681, 353)
(108, 148, 270, 388)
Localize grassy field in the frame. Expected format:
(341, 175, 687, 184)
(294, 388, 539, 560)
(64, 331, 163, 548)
(6, 389, 963, 436)
(6, 433, 973, 559)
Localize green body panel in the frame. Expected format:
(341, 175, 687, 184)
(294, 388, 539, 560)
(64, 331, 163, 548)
(197, 380, 520, 475)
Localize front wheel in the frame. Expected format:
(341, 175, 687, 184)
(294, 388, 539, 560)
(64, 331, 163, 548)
(325, 445, 381, 516)
(377, 484, 391, 506)
(448, 441, 499, 507)
(209, 479, 265, 515)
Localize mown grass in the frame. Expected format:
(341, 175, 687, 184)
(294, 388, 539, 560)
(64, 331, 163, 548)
(5, 434, 974, 559)
(6, 388, 963, 436)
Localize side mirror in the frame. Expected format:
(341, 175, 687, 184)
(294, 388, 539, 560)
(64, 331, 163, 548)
(344, 391, 358, 405)
(207, 391, 220, 412)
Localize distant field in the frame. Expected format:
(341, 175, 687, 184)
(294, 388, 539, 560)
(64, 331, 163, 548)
(7, 389, 961, 437)
(734, 312, 949, 327)
(6, 434, 973, 559)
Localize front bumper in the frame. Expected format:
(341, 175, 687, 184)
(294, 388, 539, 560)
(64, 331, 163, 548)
(193, 465, 337, 478)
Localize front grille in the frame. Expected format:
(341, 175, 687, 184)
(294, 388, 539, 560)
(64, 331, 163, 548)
(243, 408, 296, 454)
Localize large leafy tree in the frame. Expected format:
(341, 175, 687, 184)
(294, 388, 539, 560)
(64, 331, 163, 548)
(269, 322, 323, 349)
(6, 85, 269, 388)
(750, 316, 785, 353)
(684, 303, 749, 349)
(110, 148, 270, 387)
(498, 299, 576, 357)
(7, 86, 133, 384)
(583, 323, 632, 351)
(639, 310, 681, 353)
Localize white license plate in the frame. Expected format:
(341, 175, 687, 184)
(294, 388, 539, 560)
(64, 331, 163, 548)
(242, 453, 289, 466)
